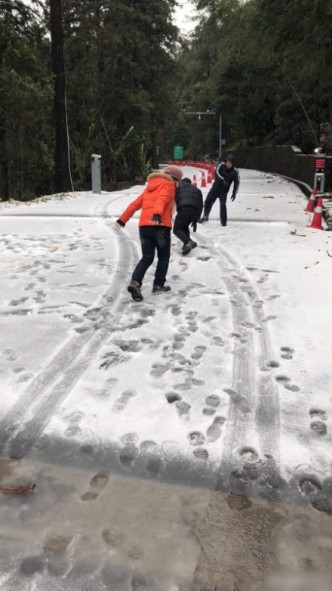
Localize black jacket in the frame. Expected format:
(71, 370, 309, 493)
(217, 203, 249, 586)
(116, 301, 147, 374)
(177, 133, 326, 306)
(176, 182, 203, 220)
(215, 161, 240, 197)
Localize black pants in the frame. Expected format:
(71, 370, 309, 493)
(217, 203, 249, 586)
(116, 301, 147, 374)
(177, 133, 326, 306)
(204, 185, 228, 226)
(173, 207, 197, 245)
(132, 226, 171, 287)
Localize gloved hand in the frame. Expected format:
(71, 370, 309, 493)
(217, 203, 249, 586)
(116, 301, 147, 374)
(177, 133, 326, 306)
(230, 193, 236, 202)
(191, 221, 197, 232)
(151, 214, 161, 224)
(113, 219, 125, 228)
(219, 177, 230, 190)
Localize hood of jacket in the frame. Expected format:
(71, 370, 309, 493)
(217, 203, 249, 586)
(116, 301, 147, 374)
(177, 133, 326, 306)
(146, 172, 175, 191)
(225, 153, 235, 165)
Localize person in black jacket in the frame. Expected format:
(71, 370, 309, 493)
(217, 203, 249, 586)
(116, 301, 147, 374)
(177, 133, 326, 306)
(173, 178, 203, 255)
(199, 153, 240, 226)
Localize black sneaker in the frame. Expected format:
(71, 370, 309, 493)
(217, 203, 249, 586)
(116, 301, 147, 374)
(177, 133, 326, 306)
(127, 280, 143, 301)
(152, 285, 171, 295)
(198, 215, 209, 223)
(182, 240, 197, 256)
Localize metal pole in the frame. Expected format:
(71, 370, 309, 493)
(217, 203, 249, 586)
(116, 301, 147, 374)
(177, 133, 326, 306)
(182, 110, 220, 158)
(219, 115, 222, 159)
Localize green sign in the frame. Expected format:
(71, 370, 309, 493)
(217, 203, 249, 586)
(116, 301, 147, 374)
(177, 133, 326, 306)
(173, 145, 184, 159)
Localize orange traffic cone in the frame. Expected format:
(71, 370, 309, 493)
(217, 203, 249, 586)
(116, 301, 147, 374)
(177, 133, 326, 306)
(192, 174, 197, 188)
(207, 171, 212, 184)
(308, 197, 323, 230)
(201, 172, 207, 188)
(305, 188, 317, 213)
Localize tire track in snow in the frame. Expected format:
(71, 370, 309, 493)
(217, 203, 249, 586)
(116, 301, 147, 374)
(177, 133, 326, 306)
(0, 227, 138, 458)
(219, 245, 280, 467)
(191, 234, 282, 591)
(196, 233, 280, 483)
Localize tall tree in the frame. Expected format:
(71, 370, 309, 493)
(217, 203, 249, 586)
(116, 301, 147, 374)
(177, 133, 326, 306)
(175, 0, 332, 153)
(61, 0, 178, 186)
(0, 0, 53, 201)
(50, 0, 72, 192)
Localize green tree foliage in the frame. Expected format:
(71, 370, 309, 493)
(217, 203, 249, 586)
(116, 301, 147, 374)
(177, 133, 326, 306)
(0, 0, 178, 199)
(0, 0, 53, 200)
(175, 0, 332, 154)
(50, 0, 72, 193)
(253, 0, 332, 151)
(62, 0, 178, 186)
(3, 0, 332, 200)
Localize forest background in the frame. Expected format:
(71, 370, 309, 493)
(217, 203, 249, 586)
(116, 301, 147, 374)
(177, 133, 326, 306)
(1, 0, 331, 201)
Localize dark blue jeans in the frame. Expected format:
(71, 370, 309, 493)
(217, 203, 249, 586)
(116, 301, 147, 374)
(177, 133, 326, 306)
(204, 184, 228, 226)
(132, 226, 171, 287)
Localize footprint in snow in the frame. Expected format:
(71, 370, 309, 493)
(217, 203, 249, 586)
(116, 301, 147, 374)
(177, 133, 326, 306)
(203, 407, 216, 416)
(280, 346, 294, 360)
(310, 421, 327, 436)
(205, 394, 221, 408)
(193, 448, 209, 460)
(267, 360, 280, 368)
(191, 345, 207, 360)
(188, 431, 205, 446)
(80, 472, 109, 501)
(283, 383, 300, 392)
(176, 400, 191, 418)
(310, 408, 327, 421)
(118, 443, 139, 471)
(150, 361, 172, 377)
(112, 389, 138, 413)
(206, 416, 226, 442)
(138, 440, 164, 476)
(165, 392, 182, 404)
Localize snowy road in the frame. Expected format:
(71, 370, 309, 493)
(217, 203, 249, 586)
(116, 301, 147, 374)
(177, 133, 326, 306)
(1, 169, 332, 590)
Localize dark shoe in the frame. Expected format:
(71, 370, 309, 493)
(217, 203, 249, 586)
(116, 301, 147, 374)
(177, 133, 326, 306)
(182, 240, 197, 256)
(127, 280, 143, 302)
(198, 215, 209, 223)
(152, 285, 171, 295)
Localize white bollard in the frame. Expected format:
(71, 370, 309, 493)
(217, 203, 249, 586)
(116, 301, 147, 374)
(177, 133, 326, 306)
(91, 154, 101, 193)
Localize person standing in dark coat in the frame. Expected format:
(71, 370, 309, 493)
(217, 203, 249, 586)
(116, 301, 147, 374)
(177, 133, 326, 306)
(173, 178, 203, 255)
(199, 153, 240, 226)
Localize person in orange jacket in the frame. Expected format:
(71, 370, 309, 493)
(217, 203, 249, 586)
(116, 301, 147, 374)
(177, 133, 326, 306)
(114, 165, 183, 302)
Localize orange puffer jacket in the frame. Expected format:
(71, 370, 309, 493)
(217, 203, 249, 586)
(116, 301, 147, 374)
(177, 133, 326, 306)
(119, 172, 176, 228)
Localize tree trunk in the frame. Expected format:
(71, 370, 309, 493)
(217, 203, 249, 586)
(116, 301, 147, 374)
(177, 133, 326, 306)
(50, 0, 71, 193)
(0, 121, 9, 202)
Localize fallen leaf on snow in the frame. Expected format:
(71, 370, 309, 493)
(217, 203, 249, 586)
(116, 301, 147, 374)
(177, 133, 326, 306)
(0, 483, 36, 495)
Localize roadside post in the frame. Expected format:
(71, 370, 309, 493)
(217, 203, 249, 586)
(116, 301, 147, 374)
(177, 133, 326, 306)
(307, 153, 326, 229)
(91, 154, 102, 194)
(314, 154, 326, 194)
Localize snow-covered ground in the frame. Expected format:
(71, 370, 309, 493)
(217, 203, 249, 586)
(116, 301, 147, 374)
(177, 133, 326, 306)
(1, 167, 332, 590)
(0, 168, 332, 491)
